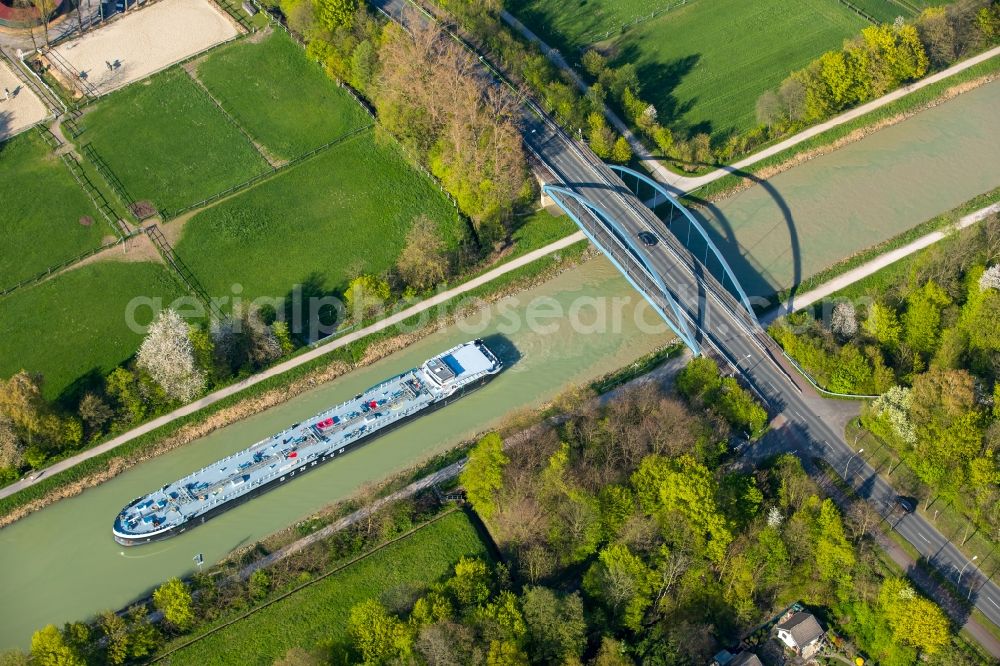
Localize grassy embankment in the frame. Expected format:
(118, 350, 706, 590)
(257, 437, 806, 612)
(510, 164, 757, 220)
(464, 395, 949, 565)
(159, 510, 490, 665)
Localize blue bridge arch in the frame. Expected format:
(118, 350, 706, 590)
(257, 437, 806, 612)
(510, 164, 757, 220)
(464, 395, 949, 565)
(608, 165, 759, 325)
(543, 184, 701, 355)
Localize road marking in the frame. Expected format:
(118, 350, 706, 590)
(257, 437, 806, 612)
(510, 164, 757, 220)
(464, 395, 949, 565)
(918, 533, 931, 543)
(990, 598, 1000, 610)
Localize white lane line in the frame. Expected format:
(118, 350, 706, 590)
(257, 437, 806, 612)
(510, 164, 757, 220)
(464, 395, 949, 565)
(990, 598, 1000, 610)
(918, 533, 931, 543)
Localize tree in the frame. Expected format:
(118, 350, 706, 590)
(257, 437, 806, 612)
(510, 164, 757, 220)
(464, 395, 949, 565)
(810, 497, 856, 590)
(831, 301, 858, 339)
(347, 598, 412, 664)
(779, 76, 807, 121)
(583, 543, 655, 630)
(631, 455, 732, 562)
(30, 625, 83, 666)
(611, 135, 633, 164)
(461, 432, 508, 520)
(137, 310, 205, 402)
(755, 89, 783, 126)
(349, 39, 376, 93)
(99, 611, 129, 666)
(587, 112, 614, 159)
(520, 587, 587, 663)
(153, 578, 194, 632)
(878, 577, 949, 654)
(864, 301, 902, 347)
(448, 556, 492, 608)
(345, 274, 390, 321)
(917, 6, 958, 67)
(30, 0, 55, 46)
(651, 124, 673, 156)
(0, 371, 52, 446)
(248, 568, 271, 602)
(0, 414, 23, 473)
(104, 367, 144, 426)
(904, 280, 950, 355)
(124, 605, 160, 659)
(77, 393, 113, 437)
(675, 356, 721, 403)
(315, 0, 356, 31)
(397, 215, 449, 291)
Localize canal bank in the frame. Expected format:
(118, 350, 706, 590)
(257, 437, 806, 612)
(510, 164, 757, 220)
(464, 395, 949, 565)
(0, 257, 673, 650)
(695, 78, 1000, 299)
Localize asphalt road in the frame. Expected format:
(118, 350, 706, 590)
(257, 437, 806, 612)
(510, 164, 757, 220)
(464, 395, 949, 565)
(369, 0, 1000, 636)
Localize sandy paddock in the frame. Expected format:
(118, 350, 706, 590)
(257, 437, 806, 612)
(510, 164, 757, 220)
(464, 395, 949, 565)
(48, 0, 240, 97)
(0, 59, 49, 141)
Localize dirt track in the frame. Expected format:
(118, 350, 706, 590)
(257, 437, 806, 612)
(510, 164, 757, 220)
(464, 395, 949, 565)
(0, 58, 48, 140)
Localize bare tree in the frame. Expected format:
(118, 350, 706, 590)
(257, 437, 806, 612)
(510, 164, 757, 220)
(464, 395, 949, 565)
(30, 0, 55, 47)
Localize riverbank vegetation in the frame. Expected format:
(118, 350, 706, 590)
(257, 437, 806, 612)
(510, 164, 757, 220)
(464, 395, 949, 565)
(0, 238, 590, 524)
(771, 211, 1000, 565)
(13, 356, 983, 665)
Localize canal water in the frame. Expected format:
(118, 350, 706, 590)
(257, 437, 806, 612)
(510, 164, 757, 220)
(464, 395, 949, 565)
(0, 257, 673, 650)
(697, 79, 1000, 298)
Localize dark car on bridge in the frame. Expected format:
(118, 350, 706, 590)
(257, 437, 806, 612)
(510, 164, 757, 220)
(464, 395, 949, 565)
(637, 231, 658, 247)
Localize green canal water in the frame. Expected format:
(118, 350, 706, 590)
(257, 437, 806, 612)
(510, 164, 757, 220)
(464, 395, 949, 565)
(0, 257, 673, 650)
(698, 79, 1000, 298)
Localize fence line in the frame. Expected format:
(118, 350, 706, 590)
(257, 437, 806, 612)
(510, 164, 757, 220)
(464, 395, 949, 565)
(835, 0, 878, 24)
(207, 0, 255, 33)
(60, 150, 124, 236)
(81, 143, 154, 221)
(44, 45, 100, 98)
(160, 124, 373, 220)
(0, 233, 137, 297)
(145, 225, 224, 318)
(182, 67, 274, 165)
(577, 0, 692, 46)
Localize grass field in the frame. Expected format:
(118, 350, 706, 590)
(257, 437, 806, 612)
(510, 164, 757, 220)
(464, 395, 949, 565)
(174, 130, 467, 304)
(0, 132, 108, 288)
(0, 261, 188, 400)
(511, 0, 866, 138)
(508, 0, 687, 53)
(167, 511, 489, 665)
(196, 29, 371, 160)
(81, 67, 270, 215)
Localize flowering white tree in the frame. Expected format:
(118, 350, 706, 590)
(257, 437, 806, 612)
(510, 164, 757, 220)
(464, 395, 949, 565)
(831, 301, 858, 340)
(871, 385, 916, 445)
(766, 506, 783, 528)
(979, 264, 1000, 292)
(137, 309, 205, 402)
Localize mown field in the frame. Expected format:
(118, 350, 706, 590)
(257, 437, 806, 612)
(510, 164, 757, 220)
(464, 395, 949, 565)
(511, 0, 866, 138)
(166, 511, 489, 665)
(196, 29, 372, 160)
(507, 0, 687, 53)
(0, 260, 188, 400)
(617, 0, 867, 137)
(81, 67, 270, 215)
(173, 130, 467, 304)
(0, 132, 108, 288)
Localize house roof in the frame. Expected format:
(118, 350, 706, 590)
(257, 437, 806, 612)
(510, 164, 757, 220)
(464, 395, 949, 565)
(729, 652, 764, 666)
(777, 611, 825, 646)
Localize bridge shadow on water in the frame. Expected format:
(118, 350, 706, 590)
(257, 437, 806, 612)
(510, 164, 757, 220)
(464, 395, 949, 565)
(632, 160, 804, 309)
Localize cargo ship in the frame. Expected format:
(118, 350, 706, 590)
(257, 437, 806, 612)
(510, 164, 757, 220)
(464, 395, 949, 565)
(113, 340, 502, 546)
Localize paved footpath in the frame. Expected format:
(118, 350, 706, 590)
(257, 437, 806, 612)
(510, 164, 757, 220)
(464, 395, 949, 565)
(765, 201, 1000, 322)
(0, 231, 585, 502)
(499, 8, 1000, 195)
